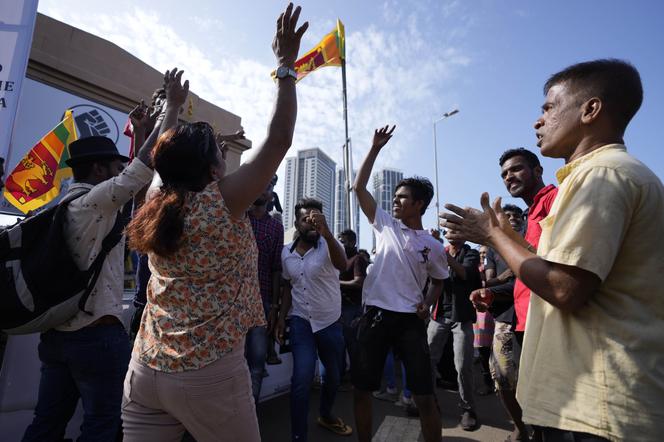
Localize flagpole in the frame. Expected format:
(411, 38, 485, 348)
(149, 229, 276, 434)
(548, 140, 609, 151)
(341, 58, 352, 233)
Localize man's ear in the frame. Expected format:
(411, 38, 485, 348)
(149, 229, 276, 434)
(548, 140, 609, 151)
(416, 200, 425, 215)
(534, 164, 544, 180)
(581, 97, 602, 125)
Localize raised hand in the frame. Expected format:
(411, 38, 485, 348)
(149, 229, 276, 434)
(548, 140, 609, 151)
(306, 210, 331, 238)
(163, 68, 189, 109)
(372, 125, 396, 150)
(272, 3, 309, 67)
(129, 100, 158, 134)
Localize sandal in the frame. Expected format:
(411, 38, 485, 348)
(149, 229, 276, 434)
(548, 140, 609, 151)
(317, 416, 353, 436)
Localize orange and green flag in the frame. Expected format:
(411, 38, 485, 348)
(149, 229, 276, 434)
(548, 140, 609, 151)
(273, 19, 345, 82)
(3, 110, 78, 214)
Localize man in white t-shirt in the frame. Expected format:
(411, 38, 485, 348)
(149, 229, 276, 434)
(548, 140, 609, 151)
(351, 126, 449, 442)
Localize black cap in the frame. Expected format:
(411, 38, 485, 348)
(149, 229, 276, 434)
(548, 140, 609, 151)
(65, 136, 129, 167)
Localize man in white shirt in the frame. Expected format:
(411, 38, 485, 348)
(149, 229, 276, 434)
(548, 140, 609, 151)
(276, 198, 352, 441)
(23, 68, 187, 442)
(351, 126, 448, 442)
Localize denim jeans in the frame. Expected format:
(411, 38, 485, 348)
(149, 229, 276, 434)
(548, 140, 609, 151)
(427, 318, 475, 410)
(245, 326, 268, 404)
(23, 323, 131, 442)
(288, 316, 344, 442)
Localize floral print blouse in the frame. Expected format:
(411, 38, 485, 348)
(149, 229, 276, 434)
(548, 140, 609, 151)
(134, 182, 265, 372)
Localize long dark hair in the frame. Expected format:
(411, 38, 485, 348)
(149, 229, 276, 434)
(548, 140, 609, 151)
(127, 122, 218, 256)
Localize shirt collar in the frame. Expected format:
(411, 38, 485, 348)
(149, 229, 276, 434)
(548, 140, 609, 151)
(398, 220, 428, 236)
(289, 236, 321, 254)
(531, 183, 557, 209)
(555, 144, 626, 184)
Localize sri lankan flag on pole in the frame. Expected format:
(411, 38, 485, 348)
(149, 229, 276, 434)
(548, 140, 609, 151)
(272, 19, 345, 82)
(3, 110, 78, 214)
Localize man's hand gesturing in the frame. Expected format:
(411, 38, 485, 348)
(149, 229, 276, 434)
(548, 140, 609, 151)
(272, 3, 309, 68)
(306, 210, 332, 238)
(163, 68, 189, 110)
(129, 100, 155, 134)
(372, 125, 396, 150)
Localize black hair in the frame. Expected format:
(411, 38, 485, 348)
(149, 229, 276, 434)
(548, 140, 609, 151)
(71, 159, 114, 182)
(339, 229, 357, 244)
(544, 59, 643, 133)
(502, 204, 523, 216)
(499, 148, 541, 168)
(294, 198, 323, 223)
(395, 176, 434, 215)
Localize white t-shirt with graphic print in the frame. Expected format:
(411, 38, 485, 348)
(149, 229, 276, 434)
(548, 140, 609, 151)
(362, 207, 448, 313)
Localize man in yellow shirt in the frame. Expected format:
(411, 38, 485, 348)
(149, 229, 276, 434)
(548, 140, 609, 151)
(440, 59, 664, 441)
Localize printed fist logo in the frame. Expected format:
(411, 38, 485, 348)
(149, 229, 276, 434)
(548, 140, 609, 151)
(75, 110, 111, 137)
(68, 104, 120, 143)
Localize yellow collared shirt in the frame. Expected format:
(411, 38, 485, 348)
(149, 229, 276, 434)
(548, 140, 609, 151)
(517, 144, 664, 441)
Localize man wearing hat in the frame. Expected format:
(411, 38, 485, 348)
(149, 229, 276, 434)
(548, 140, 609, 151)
(23, 68, 188, 442)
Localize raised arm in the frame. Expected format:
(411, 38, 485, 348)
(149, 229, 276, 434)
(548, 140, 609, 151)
(135, 68, 189, 169)
(352, 125, 395, 224)
(219, 3, 308, 218)
(307, 210, 347, 272)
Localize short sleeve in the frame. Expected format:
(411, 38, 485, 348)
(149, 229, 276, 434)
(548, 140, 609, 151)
(372, 207, 393, 231)
(427, 242, 449, 280)
(541, 167, 634, 281)
(353, 255, 369, 278)
(280, 246, 292, 281)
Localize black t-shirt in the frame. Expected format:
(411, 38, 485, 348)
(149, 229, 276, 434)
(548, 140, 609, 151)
(484, 248, 515, 323)
(340, 252, 368, 306)
(434, 244, 481, 323)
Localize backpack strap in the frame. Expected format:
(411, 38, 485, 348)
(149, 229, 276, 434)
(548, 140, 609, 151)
(76, 203, 132, 314)
(57, 190, 133, 314)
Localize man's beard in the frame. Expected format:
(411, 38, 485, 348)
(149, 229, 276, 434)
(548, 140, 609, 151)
(299, 229, 320, 244)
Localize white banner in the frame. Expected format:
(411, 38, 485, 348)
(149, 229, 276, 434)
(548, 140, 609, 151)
(0, 0, 39, 163)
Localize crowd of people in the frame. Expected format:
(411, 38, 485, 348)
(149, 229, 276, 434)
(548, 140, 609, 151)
(12, 2, 664, 442)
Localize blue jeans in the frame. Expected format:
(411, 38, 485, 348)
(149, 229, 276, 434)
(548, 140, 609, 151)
(245, 325, 268, 404)
(23, 323, 131, 442)
(288, 316, 344, 442)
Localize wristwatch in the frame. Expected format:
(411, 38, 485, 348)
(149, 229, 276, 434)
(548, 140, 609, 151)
(275, 66, 297, 80)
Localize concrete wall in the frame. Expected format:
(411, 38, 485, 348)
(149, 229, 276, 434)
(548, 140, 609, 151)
(26, 13, 251, 171)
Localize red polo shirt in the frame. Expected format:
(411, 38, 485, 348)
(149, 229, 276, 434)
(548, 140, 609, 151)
(514, 184, 558, 331)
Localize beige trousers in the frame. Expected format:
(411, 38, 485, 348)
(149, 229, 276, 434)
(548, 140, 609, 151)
(122, 339, 260, 442)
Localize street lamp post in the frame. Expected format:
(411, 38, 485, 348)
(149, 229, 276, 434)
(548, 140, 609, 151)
(432, 109, 459, 230)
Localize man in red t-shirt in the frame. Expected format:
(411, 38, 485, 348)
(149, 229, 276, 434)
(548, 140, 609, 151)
(471, 148, 557, 442)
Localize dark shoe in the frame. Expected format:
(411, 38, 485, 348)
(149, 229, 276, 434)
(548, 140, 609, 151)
(460, 409, 479, 431)
(405, 403, 420, 417)
(266, 354, 282, 365)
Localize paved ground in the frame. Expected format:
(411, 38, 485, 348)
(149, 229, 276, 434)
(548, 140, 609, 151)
(257, 369, 514, 441)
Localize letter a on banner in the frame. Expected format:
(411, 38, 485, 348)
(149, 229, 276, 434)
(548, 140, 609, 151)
(0, 0, 40, 163)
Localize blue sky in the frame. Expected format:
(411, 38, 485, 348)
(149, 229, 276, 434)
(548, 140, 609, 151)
(39, 0, 664, 250)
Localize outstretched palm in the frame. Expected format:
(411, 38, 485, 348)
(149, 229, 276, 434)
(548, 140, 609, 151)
(372, 125, 396, 150)
(163, 68, 189, 109)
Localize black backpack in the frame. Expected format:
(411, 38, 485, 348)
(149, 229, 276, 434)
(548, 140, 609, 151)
(0, 190, 126, 334)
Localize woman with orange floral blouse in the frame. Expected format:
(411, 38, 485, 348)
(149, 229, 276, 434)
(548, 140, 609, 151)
(121, 4, 308, 441)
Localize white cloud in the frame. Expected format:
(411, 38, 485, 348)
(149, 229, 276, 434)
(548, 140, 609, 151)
(37, 1, 473, 240)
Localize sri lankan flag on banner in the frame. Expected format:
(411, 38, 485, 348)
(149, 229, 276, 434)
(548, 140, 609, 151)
(273, 19, 345, 82)
(3, 110, 78, 214)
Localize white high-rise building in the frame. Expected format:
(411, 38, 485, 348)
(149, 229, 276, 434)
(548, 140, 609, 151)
(282, 148, 336, 231)
(334, 168, 360, 242)
(372, 168, 403, 249)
